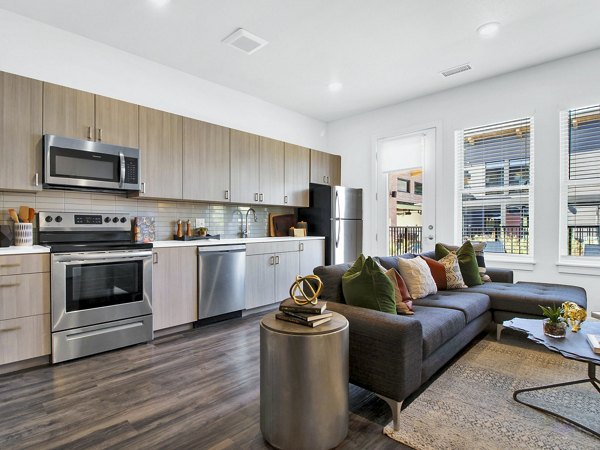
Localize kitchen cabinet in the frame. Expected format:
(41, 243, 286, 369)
(230, 129, 260, 204)
(244, 241, 306, 310)
(0, 72, 43, 192)
(0, 254, 50, 366)
(284, 143, 310, 207)
(310, 149, 341, 186)
(183, 118, 230, 202)
(152, 247, 197, 331)
(260, 137, 285, 205)
(43, 84, 138, 148)
(299, 239, 325, 276)
(138, 106, 183, 199)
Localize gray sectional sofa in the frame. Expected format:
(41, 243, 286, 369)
(313, 252, 587, 431)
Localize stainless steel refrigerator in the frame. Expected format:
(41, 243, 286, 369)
(298, 184, 363, 265)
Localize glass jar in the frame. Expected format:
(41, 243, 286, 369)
(543, 319, 567, 338)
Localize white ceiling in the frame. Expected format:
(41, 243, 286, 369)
(1, 0, 600, 122)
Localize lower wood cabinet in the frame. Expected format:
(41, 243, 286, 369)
(0, 254, 50, 367)
(152, 247, 198, 331)
(299, 239, 325, 276)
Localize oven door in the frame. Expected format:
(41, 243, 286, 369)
(51, 250, 152, 332)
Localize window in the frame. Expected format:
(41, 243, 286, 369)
(561, 105, 600, 257)
(397, 178, 410, 193)
(456, 118, 533, 255)
(414, 181, 423, 195)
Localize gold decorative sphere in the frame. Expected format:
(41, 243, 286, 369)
(289, 275, 323, 305)
(562, 301, 586, 332)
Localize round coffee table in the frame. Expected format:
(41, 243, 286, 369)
(504, 318, 600, 437)
(260, 311, 349, 450)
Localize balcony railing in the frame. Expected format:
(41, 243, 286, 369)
(568, 226, 600, 256)
(389, 226, 422, 256)
(462, 225, 529, 254)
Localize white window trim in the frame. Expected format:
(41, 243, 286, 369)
(455, 118, 535, 263)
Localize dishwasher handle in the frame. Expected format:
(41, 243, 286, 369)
(198, 244, 246, 254)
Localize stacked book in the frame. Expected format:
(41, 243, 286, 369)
(276, 298, 332, 327)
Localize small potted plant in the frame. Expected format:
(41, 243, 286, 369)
(540, 305, 567, 338)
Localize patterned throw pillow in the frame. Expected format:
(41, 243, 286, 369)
(435, 241, 483, 286)
(438, 253, 468, 289)
(439, 241, 487, 276)
(384, 269, 414, 314)
(397, 256, 438, 300)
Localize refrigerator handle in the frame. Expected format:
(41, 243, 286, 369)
(335, 190, 341, 248)
(335, 189, 340, 219)
(335, 219, 341, 248)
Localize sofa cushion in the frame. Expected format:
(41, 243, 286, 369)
(384, 269, 413, 314)
(464, 281, 587, 316)
(397, 257, 438, 299)
(313, 263, 351, 303)
(421, 256, 447, 290)
(412, 291, 491, 323)
(438, 253, 468, 289)
(342, 255, 397, 314)
(411, 305, 465, 358)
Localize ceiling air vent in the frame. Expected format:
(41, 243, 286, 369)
(222, 28, 268, 55)
(441, 63, 472, 77)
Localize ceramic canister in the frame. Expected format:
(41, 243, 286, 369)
(13, 223, 33, 246)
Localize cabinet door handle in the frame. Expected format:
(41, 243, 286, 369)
(225, 190, 229, 200)
(0, 264, 20, 268)
(87, 126, 93, 140)
(0, 327, 20, 333)
(254, 193, 259, 202)
(98, 128, 103, 141)
(269, 256, 275, 265)
(0, 283, 20, 288)
(152, 253, 158, 264)
(35, 172, 39, 187)
(275, 255, 280, 265)
(284, 195, 288, 204)
(141, 182, 146, 194)
(299, 243, 304, 251)
(327, 176, 330, 184)
(259, 193, 264, 202)
(323, 175, 327, 183)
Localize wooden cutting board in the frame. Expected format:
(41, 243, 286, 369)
(269, 214, 296, 237)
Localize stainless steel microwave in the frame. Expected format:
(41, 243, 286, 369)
(43, 135, 141, 192)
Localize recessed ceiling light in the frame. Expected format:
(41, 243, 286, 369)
(149, 0, 170, 6)
(477, 22, 500, 38)
(328, 82, 343, 92)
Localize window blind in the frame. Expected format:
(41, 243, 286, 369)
(456, 118, 533, 254)
(561, 104, 600, 256)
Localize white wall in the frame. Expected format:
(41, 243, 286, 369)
(0, 9, 327, 150)
(328, 48, 600, 312)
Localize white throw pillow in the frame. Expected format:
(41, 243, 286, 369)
(397, 257, 437, 299)
(439, 253, 468, 289)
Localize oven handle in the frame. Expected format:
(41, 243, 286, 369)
(119, 152, 125, 188)
(54, 250, 153, 263)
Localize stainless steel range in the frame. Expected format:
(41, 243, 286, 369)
(39, 211, 153, 363)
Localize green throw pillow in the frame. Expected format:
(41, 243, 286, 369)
(342, 255, 397, 314)
(435, 241, 483, 287)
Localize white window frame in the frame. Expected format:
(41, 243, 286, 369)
(455, 118, 535, 268)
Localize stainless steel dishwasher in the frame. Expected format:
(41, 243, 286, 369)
(198, 244, 246, 320)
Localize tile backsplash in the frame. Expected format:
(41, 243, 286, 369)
(0, 190, 295, 241)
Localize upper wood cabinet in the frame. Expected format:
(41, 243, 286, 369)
(230, 129, 260, 204)
(95, 95, 139, 148)
(183, 118, 230, 202)
(138, 106, 183, 199)
(0, 72, 43, 192)
(259, 137, 285, 205)
(284, 143, 310, 207)
(310, 149, 341, 186)
(43, 83, 138, 148)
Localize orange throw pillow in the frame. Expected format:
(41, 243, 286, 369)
(384, 268, 414, 314)
(420, 256, 447, 290)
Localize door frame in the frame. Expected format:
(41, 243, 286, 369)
(371, 122, 442, 256)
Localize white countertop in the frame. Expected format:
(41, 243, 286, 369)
(0, 245, 50, 256)
(151, 236, 325, 248)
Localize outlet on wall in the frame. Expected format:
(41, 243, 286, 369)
(195, 218, 206, 228)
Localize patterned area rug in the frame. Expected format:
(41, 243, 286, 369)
(384, 333, 600, 449)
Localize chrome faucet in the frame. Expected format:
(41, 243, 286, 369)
(242, 208, 257, 238)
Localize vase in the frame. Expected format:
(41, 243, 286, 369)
(13, 223, 33, 247)
(543, 319, 567, 338)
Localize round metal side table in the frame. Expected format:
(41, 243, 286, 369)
(260, 311, 349, 450)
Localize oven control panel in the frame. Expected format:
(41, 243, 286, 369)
(38, 212, 131, 231)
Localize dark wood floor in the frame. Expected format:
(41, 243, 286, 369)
(0, 314, 411, 449)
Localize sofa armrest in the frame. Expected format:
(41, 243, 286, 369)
(327, 302, 423, 403)
(486, 267, 513, 283)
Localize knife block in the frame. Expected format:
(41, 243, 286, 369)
(0, 225, 12, 247)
